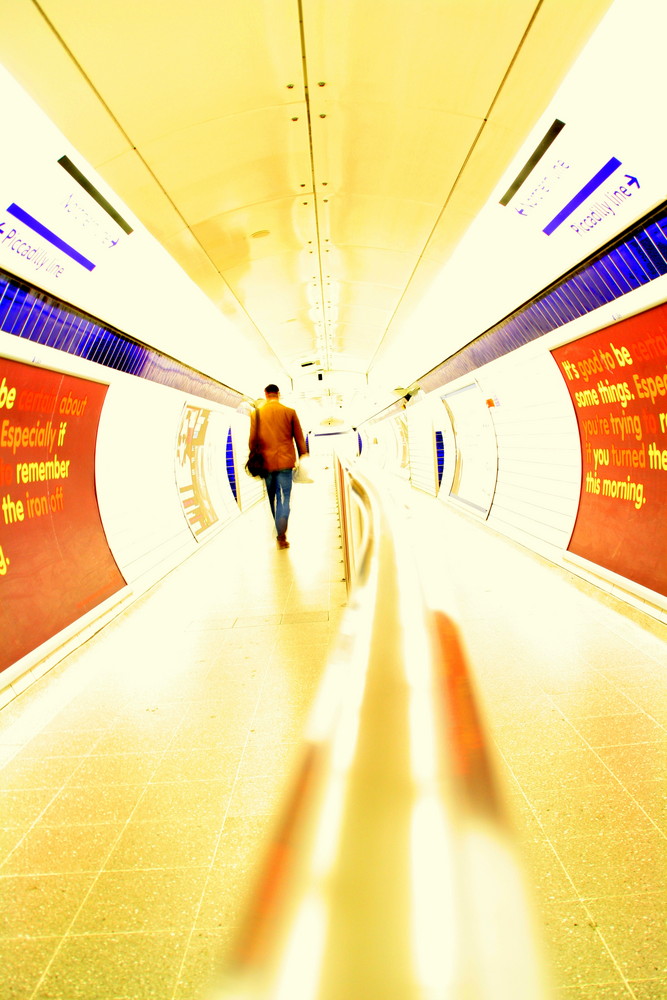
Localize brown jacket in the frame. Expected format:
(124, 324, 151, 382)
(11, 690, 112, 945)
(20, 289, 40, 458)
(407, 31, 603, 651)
(249, 399, 308, 472)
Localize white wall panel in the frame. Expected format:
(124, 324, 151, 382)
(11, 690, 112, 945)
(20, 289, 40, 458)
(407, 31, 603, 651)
(407, 400, 437, 495)
(201, 409, 240, 528)
(441, 382, 498, 516)
(174, 404, 240, 540)
(363, 412, 411, 478)
(0, 65, 278, 397)
(230, 412, 265, 512)
(0, 329, 251, 693)
(95, 377, 202, 589)
(434, 398, 456, 498)
(476, 351, 581, 554)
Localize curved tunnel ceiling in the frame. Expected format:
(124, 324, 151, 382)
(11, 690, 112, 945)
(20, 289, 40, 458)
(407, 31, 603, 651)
(0, 0, 611, 421)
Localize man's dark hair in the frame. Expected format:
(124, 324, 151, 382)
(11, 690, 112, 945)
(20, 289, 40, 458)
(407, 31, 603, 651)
(264, 384, 280, 394)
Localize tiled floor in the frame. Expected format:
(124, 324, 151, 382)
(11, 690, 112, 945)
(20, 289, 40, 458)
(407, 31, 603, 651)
(0, 465, 346, 1000)
(1, 466, 666, 1000)
(401, 487, 667, 1000)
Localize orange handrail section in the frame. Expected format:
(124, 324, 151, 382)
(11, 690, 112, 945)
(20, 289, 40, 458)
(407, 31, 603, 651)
(208, 458, 553, 1000)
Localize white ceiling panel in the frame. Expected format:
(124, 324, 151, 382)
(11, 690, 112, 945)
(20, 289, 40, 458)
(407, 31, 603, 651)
(142, 111, 312, 225)
(193, 199, 317, 273)
(38, 0, 306, 142)
(0, 0, 613, 420)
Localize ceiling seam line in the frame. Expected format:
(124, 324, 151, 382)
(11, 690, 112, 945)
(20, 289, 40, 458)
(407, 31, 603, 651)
(297, 0, 330, 371)
(29, 0, 286, 374)
(366, 0, 548, 375)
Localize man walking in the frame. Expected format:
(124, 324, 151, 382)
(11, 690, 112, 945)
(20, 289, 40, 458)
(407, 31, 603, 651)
(249, 384, 308, 549)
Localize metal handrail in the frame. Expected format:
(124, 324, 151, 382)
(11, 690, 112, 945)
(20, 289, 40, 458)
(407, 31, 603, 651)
(208, 458, 552, 1000)
(335, 454, 372, 590)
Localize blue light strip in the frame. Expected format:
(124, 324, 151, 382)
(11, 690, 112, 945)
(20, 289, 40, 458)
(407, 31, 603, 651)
(7, 204, 96, 271)
(419, 201, 667, 394)
(434, 430, 444, 487)
(226, 427, 238, 503)
(0, 268, 243, 409)
(543, 157, 622, 236)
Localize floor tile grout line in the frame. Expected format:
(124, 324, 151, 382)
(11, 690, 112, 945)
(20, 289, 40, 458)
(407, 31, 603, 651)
(3, 927, 206, 944)
(0, 720, 126, 875)
(166, 482, 343, 997)
(591, 669, 667, 735)
(9, 473, 663, 997)
(168, 492, 344, 994)
(4, 470, 341, 998)
(542, 685, 667, 841)
(24, 702, 204, 1000)
(409, 485, 664, 997)
(491, 682, 666, 839)
(0, 670, 119, 771)
(588, 609, 667, 669)
(505, 688, 667, 840)
(584, 742, 667, 842)
(167, 546, 319, 998)
(495, 743, 641, 999)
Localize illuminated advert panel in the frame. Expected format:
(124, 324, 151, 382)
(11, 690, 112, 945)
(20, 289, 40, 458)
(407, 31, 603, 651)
(551, 304, 667, 598)
(442, 384, 498, 516)
(0, 358, 126, 672)
(175, 405, 238, 538)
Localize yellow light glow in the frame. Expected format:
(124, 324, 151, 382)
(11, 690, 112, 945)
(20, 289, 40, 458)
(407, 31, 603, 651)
(460, 826, 548, 1000)
(310, 775, 346, 878)
(274, 894, 328, 1000)
(407, 683, 439, 786)
(410, 793, 457, 996)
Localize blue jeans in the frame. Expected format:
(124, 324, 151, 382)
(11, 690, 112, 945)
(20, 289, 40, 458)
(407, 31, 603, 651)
(265, 468, 293, 537)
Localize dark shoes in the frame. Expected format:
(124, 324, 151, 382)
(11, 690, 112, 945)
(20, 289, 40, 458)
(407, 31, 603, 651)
(277, 534, 290, 549)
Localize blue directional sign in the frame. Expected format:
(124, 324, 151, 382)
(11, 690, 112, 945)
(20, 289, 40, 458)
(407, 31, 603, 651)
(543, 157, 622, 235)
(7, 203, 96, 270)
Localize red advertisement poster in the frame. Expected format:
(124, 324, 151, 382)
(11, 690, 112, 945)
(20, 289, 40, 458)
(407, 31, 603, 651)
(0, 358, 126, 673)
(551, 303, 667, 597)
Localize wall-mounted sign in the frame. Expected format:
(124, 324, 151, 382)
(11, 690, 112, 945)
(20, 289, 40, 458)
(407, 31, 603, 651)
(175, 404, 238, 538)
(0, 357, 126, 672)
(552, 304, 667, 597)
(175, 405, 219, 537)
(442, 384, 498, 515)
(0, 152, 133, 289)
(500, 119, 643, 249)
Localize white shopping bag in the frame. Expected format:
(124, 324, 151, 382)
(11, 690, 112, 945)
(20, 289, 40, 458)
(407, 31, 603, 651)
(292, 456, 315, 483)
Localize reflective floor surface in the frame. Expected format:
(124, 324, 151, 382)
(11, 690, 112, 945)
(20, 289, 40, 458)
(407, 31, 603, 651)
(402, 485, 667, 1000)
(1, 464, 665, 999)
(0, 465, 346, 1000)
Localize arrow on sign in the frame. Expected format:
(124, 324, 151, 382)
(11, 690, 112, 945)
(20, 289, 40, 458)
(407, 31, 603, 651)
(543, 156, 622, 235)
